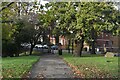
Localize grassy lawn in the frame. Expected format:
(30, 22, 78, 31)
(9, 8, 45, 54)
(61, 53, 119, 78)
(19, 50, 42, 56)
(2, 55, 40, 78)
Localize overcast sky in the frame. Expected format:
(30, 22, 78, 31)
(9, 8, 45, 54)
(39, 0, 49, 5)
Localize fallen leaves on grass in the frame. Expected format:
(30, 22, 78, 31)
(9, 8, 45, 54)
(63, 59, 85, 78)
(69, 63, 85, 78)
(2, 64, 30, 78)
(76, 64, 115, 78)
(63, 59, 117, 78)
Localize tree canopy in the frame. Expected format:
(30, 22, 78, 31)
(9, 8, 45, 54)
(1, 2, 120, 57)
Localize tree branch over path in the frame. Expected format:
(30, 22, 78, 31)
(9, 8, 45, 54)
(0, 2, 14, 12)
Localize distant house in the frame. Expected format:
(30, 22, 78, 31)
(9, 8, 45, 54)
(96, 32, 120, 52)
(49, 35, 56, 45)
(49, 32, 120, 52)
(49, 35, 68, 46)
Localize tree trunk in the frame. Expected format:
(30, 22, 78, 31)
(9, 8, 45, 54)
(15, 44, 20, 57)
(29, 32, 41, 55)
(29, 44, 34, 55)
(79, 37, 84, 56)
(91, 41, 96, 54)
(15, 46, 19, 57)
(91, 28, 96, 54)
(43, 31, 46, 43)
(71, 39, 74, 54)
(68, 39, 70, 53)
(74, 36, 84, 57)
(55, 35, 59, 45)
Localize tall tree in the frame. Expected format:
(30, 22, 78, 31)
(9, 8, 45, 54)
(48, 2, 120, 56)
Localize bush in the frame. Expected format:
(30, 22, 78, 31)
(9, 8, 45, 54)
(2, 41, 21, 57)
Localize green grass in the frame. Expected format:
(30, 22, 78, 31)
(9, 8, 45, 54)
(2, 56, 40, 78)
(19, 50, 42, 56)
(61, 53, 119, 78)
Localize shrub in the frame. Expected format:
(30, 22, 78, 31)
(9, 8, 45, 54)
(2, 41, 21, 57)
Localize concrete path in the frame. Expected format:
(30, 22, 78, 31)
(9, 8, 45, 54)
(28, 54, 74, 78)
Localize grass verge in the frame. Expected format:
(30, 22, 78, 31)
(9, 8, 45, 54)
(61, 53, 119, 78)
(2, 55, 40, 78)
(19, 50, 42, 56)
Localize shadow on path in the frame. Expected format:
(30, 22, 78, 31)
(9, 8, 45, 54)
(28, 53, 74, 78)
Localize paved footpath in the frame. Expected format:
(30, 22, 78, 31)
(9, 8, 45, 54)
(28, 54, 74, 78)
